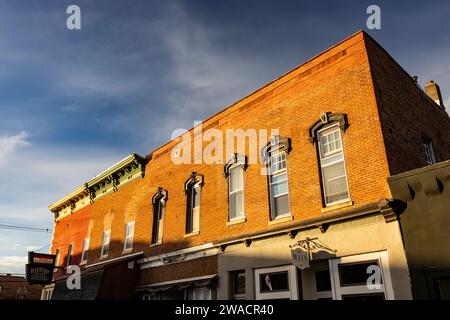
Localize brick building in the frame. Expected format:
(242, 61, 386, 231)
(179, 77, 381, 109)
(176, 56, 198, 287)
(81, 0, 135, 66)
(43, 31, 450, 300)
(0, 274, 43, 300)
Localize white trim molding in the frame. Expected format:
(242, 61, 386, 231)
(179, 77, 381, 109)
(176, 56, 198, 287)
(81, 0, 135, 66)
(138, 243, 219, 270)
(86, 251, 143, 269)
(136, 274, 218, 290)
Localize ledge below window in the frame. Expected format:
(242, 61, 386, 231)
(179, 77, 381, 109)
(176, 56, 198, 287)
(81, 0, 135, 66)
(184, 230, 200, 238)
(268, 215, 293, 226)
(321, 200, 354, 213)
(150, 240, 163, 247)
(227, 217, 247, 226)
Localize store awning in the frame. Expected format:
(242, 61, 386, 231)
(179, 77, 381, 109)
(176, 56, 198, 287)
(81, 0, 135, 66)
(136, 274, 218, 294)
(51, 270, 104, 300)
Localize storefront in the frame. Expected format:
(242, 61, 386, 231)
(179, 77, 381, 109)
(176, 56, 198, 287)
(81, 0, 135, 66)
(217, 208, 412, 300)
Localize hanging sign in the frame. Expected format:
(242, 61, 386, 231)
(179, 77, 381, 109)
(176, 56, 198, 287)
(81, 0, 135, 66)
(291, 247, 310, 270)
(26, 252, 56, 285)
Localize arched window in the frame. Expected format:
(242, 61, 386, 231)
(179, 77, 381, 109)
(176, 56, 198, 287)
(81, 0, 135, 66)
(261, 136, 292, 220)
(184, 172, 204, 234)
(309, 112, 350, 207)
(151, 188, 168, 245)
(224, 154, 247, 221)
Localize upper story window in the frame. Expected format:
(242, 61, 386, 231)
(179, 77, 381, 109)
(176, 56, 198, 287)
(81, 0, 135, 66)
(66, 243, 74, 267)
(422, 135, 437, 165)
(151, 188, 168, 245)
(123, 221, 135, 253)
(101, 230, 111, 258)
(54, 248, 61, 267)
(261, 136, 292, 220)
(81, 237, 90, 264)
(317, 124, 350, 206)
(309, 112, 350, 207)
(184, 172, 204, 234)
(224, 154, 247, 221)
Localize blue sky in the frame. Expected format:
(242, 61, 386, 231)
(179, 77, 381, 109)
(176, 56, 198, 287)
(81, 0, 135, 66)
(0, 0, 449, 273)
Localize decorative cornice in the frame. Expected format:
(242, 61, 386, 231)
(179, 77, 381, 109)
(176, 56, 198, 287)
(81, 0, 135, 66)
(223, 153, 248, 177)
(260, 135, 292, 163)
(183, 172, 204, 193)
(86, 153, 147, 202)
(49, 153, 147, 221)
(152, 187, 168, 206)
(308, 112, 349, 143)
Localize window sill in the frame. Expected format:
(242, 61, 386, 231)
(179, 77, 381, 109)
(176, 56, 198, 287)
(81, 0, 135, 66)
(79, 260, 87, 266)
(321, 200, 354, 213)
(150, 240, 163, 247)
(184, 230, 200, 238)
(122, 249, 133, 255)
(227, 217, 246, 226)
(99, 255, 108, 260)
(268, 215, 293, 226)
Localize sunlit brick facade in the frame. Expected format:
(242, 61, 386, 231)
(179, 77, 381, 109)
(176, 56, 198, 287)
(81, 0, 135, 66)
(44, 31, 450, 300)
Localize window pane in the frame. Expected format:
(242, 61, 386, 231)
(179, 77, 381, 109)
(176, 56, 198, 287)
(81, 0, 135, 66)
(229, 191, 244, 219)
(315, 270, 331, 292)
(273, 194, 290, 217)
(193, 185, 200, 208)
(271, 178, 288, 196)
(338, 261, 381, 287)
(229, 166, 243, 192)
(259, 272, 289, 292)
(232, 271, 246, 295)
(322, 161, 348, 204)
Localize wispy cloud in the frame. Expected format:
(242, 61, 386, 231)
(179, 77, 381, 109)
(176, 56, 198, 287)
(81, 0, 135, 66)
(0, 132, 29, 170)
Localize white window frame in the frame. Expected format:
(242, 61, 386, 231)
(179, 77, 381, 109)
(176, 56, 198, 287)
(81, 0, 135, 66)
(312, 267, 333, 300)
(188, 287, 212, 300)
(41, 285, 55, 300)
(123, 221, 135, 253)
(151, 197, 165, 245)
(255, 265, 298, 300)
(100, 230, 111, 259)
(329, 251, 394, 300)
(268, 151, 291, 219)
(423, 138, 437, 165)
(80, 237, 90, 265)
(317, 124, 350, 207)
(53, 248, 61, 272)
(66, 243, 74, 268)
(228, 164, 245, 221)
(186, 182, 201, 234)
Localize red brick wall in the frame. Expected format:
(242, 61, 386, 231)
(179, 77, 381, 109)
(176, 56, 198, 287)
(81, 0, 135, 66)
(364, 33, 450, 175)
(51, 31, 450, 285)
(139, 256, 218, 285)
(51, 205, 90, 269)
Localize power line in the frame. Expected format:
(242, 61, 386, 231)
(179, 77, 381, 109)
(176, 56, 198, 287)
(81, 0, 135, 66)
(0, 223, 53, 233)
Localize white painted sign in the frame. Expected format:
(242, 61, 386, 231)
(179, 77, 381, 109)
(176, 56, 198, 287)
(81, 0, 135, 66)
(291, 248, 310, 270)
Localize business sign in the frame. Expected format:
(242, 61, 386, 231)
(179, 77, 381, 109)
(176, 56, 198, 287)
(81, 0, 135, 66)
(291, 247, 310, 270)
(26, 252, 56, 285)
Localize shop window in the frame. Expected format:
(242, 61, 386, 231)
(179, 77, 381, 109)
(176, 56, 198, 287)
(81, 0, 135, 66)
(329, 251, 394, 300)
(230, 270, 246, 300)
(255, 265, 298, 300)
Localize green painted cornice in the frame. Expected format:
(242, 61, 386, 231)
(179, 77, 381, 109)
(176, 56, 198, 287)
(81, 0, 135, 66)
(48, 153, 147, 220)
